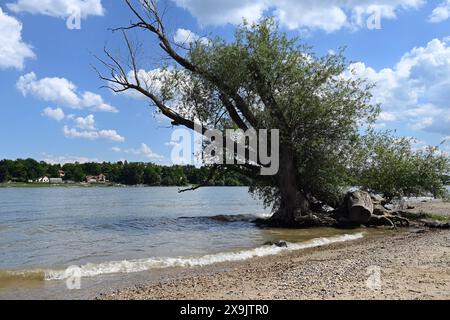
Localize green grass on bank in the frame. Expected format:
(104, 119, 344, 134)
(399, 211, 450, 222)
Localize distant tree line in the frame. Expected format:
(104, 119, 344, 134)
(0, 159, 251, 186)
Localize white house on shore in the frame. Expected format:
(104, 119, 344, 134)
(36, 176, 63, 183)
(37, 176, 50, 183)
(86, 174, 107, 183)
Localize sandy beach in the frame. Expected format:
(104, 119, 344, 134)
(100, 212, 450, 300)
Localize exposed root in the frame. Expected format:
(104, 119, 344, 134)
(368, 215, 396, 229)
(260, 211, 338, 228)
(389, 215, 410, 227)
(366, 214, 409, 229)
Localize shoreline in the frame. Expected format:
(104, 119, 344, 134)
(0, 183, 249, 188)
(99, 228, 450, 300)
(98, 199, 450, 300)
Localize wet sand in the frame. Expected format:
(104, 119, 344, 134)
(99, 228, 450, 300)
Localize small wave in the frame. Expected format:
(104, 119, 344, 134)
(44, 232, 363, 281)
(179, 213, 272, 223)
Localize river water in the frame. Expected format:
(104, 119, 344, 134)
(0, 186, 366, 299)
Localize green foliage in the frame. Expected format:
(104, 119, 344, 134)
(63, 163, 85, 182)
(160, 166, 185, 186)
(442, 175, 450, 185)
(187, 19, 378, 206)
(353, 132, 450, 199)
(0, 160, 10, 182)
(120, 162, 145, 185)
(0, 159, 59, 182)
(143, 164, 162, 186)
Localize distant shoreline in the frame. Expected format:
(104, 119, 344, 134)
(0, 182, 250, 188)
(0, 182, 110, 188)
(0, 182, 132, 188)
(0, 159, 252, 188)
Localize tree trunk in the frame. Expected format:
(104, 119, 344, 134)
(347, 191, 373, 224)
(268, 146, 310, 227)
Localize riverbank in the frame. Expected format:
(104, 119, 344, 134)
(97, 197, 450, 300)
(100, 227, 450, 300)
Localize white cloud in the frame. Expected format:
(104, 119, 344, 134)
(81, 92, 118, 113)
(171, 0, 424, 32)
(74, 114, 95, 130)
(429, 0, 450, 23)
(7, 0, 104, 19)
(112, 143, 164, 160)
(41, 153, 98, 164)
(139, 143, 164, 160)
(63, 126, 98, 140)
(0, 8, 35, 70)
(172, 0, 267, 26)
(378, 111, 397, 122)
(17, 72, 118, 113)
(373, 122, 387, 129)
(63, 125, 125, 142)
(273, 1, 347, 32)
(97, 129, 126, 142)
(121, 68, 172, 99)
(37, 92, 122, 143)
(17, 72, 80, 106)
(347, 38, 450, 136)
(174, 28, 209, 45)
(42, 107, 65, 121)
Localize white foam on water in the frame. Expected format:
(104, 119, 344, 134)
(254, 212, 273, 219)
(45, 232, 364, 281)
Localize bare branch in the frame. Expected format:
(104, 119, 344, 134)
(219, 94, 248, 131)
(122, 31, 140, 87)
(122, 0, 258, 128)
(178, 166, 221, 193)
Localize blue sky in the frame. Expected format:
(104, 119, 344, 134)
(1, 0, 450, 164)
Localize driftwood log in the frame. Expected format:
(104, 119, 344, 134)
(347, 191, 373, 223)
(336, 191, 409, 229)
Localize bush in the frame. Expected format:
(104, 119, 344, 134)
(354, 132, 450, 200)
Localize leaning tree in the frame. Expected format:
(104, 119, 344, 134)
(97, 0, 381, 227)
